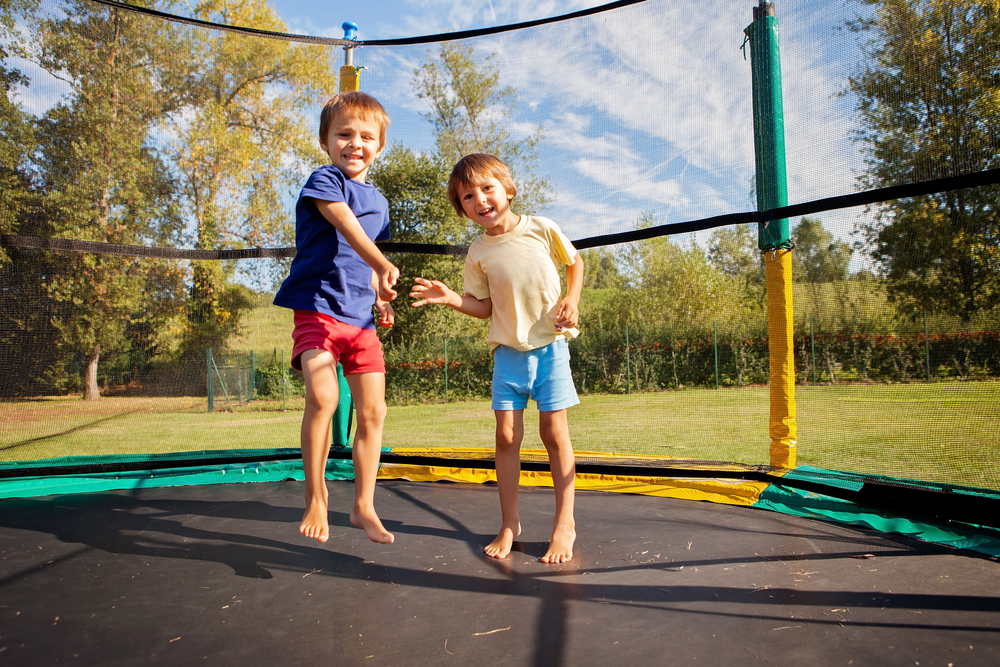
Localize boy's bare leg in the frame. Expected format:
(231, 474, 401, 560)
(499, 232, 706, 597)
(539, 409, 576, 563)
(345, 372, 394, 544)
(485, 409, 524, 559)
(299, 349, 339, 543)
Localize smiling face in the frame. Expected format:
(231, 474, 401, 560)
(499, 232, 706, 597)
(320, 110, 383, 182)
(456, 176, 519, 236)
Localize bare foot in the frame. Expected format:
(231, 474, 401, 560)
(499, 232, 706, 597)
(350, 505, 394, 544)
(540, 523, 575, 563)
(484, 522, 521, 559)
(300, 493, 329, 543)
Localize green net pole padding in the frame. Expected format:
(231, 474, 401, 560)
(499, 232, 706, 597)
(332, 363, 354, 448)
(746, 1, 791, 252)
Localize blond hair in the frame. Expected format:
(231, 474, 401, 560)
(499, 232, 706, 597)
(319, 91, 390, 149)
(446, 154, 517, 218)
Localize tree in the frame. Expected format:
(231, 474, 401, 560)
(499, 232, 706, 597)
(27, 0, 188, 399)
(707, 224, 766, 308)
(167, 0, 337, 359)
(414, 42, 550, 214)
(0, 0, 37, 253)
(369, 145, 482, 344)
(606, 214, 742, 333)
(580, 247, 624, 290)
(371, 42, 554, 347)
(849, 0, 1000, 320)
(791, 217, 851, 284)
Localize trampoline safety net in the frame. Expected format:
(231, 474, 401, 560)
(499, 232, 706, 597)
(1, 0, 998, 511)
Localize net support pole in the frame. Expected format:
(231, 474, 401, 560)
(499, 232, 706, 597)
(339, 22, 360, 92)
(332, 20, 359, 447)
(332, 363, 354, 448)
(746, 0, 796, 468)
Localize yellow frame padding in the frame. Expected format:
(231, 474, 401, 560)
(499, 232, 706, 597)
(765, 249, 797, 468)
(377, 448, 769, 507)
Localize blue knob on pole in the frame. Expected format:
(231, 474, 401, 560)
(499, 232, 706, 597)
(342, 21, 358, 41)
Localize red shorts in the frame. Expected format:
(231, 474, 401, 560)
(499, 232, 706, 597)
(291, 310, 385, 374)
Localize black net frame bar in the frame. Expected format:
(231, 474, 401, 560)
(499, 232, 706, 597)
(4, 168, 999, 259)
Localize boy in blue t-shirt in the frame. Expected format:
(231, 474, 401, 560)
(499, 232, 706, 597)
(273, 92, 398, 545)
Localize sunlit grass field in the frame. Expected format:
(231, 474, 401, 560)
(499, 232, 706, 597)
(2, 381, 998, 491)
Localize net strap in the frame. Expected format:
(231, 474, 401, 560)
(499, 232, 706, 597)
(5, 168, 999, 259)
(85, 0, 652, 46)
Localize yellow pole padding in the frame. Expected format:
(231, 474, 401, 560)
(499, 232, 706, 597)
(339, 65, 359, 93)
(765, 248, 797, 468)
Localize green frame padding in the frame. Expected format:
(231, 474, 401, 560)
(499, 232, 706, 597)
(754, 466, 1000, 558)
(0, 448, 354, 499)
(5, 454, 1000, 558)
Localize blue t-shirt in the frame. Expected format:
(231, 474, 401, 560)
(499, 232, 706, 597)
(273, 165, 391, 329)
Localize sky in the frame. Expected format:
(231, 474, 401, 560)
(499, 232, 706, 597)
(265, 0, 618, 43)
(247, 0, 873, 253)
(14, 0, 875, 261)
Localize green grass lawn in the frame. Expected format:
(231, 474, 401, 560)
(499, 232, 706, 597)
(2, 381, 998, 490)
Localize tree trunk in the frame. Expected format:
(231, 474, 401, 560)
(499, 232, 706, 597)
(84, 343, 101, 401)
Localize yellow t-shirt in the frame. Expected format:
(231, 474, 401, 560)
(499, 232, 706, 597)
(463, 215, 581, 353)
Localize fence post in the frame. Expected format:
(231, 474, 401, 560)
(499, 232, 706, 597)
(713, 322, 719, 390)
(250, 351, 256, 400)
(810, 315, 816, 384)
(206, 348, 214, 412)
(236, 352, 244, 404)
(281, 348, 287, 411)
(625, 327, 631, 394)
(444, 338, 449, 402)
(671, 331, 679, 389)
(923, 310, 931, 382)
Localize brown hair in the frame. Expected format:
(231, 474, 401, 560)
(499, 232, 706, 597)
(446, 153, 517, 218)
(319, 91, 390, 149)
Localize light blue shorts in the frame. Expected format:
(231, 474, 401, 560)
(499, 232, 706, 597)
(492, 339, 580, 412)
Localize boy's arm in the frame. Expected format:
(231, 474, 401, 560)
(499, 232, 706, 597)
(409, 277, 492, 319)
(315, 199, 399, 301)
(554, 252, 584, 331)
(372, 271, 395, 328)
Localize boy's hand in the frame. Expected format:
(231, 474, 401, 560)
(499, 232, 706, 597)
(375, 300, 395, 328)
(409, 277, 458, 308)
(554, 298, 579, 331)
(377, 264, 399, 302)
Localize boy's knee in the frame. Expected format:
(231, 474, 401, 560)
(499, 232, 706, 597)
(356, 399, 387, 427)
(496, 425, 522, 450)
(539, 428, 570, 452)
(305, 386, 338, 412)
(496, 435, 518, 451)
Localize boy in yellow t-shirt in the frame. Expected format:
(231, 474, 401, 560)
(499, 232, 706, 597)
(409, 153, 584, 563)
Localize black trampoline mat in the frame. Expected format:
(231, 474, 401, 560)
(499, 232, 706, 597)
(1, 478, 998, 665)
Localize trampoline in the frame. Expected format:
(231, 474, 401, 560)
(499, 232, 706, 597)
(3, 0, 1000, 664)
(2, 477, 999, 665)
